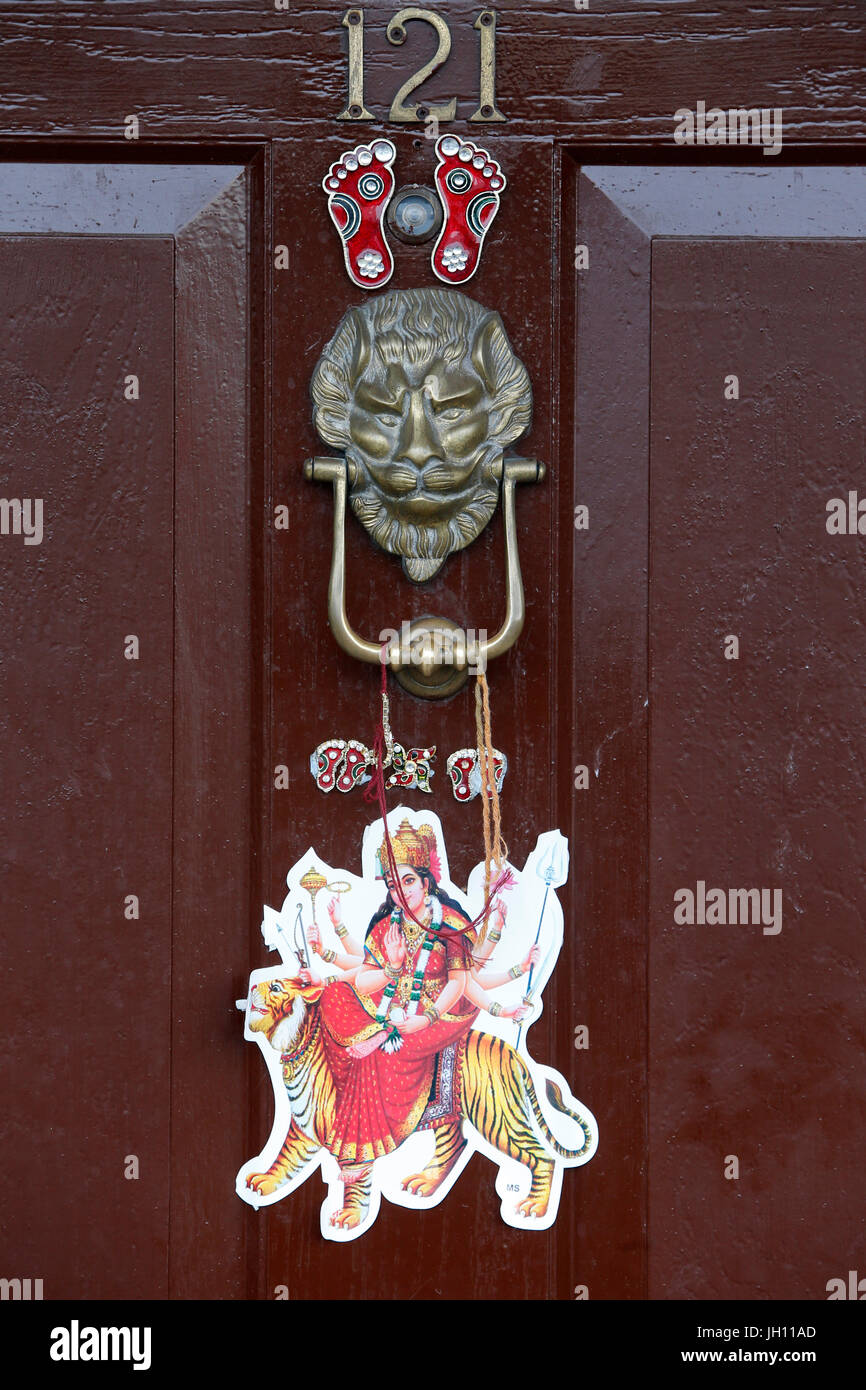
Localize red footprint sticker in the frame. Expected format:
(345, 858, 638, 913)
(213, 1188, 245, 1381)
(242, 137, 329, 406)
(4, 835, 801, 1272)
(335, 740, 373, 793)
(323, 139, 396, 290)
(311, 740, 346, 793)
(447, 749, 479, 802)
(432, 136, 505, 285)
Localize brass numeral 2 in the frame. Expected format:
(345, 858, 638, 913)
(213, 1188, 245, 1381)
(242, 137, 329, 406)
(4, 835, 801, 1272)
(387, 8, 455, 123)
(337, 7, 505, 124)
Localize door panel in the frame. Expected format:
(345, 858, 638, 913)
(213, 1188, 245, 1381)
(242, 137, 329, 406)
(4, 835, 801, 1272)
(266, 134, 590, 1301)
(571, 162, 652, 1301)
(0, 234, 175, 1299)
(0, 165, 259, 1299)
(650, 236, 866, 1299)
(576, 166, 866, 1299)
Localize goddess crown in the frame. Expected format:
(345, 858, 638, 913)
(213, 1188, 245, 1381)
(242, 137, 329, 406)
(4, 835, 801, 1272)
(376, 818, 442, 881)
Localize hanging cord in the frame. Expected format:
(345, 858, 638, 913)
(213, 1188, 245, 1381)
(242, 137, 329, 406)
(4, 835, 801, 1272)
(363, 652, 426, 929)
(363, 651, 512, 936)
(474, 669, 509, 946)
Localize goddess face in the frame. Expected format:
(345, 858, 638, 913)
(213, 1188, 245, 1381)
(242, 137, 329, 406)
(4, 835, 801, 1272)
(311, 288, 532, 582)
(385, 865, 427, 914)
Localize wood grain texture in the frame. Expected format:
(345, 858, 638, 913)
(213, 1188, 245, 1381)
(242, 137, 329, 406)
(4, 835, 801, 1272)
(172, 167, 262, 1300)
(0, 163, 263, 1300)
(649, 237, 866, 1300)
(0, 2, 862, 144)
(0, 235, 175, 1299)
(568, 165, 651, 1300)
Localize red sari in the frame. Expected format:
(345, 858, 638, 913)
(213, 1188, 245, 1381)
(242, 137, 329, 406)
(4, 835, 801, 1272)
(318, 905, 478, 1166)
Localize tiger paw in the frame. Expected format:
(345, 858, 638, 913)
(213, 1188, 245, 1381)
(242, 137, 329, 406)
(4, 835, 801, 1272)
(516, 1194, 548, 1218)
(432, 136, 505, 285)
(323, 139, 396, 290)
(401, 1170, 441, 1198)
(330, 1204, 364, 1229)
(246, 1172, 283, 1196)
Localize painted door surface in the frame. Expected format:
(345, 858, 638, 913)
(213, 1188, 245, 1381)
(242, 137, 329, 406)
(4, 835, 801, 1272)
(0, 3, 864, 1302)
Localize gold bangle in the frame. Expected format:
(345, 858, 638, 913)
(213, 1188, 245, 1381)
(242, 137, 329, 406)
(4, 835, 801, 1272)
(508, 964, 522, 980)
(489, 1001, 502, 1017)
(335, 924, 348, 939)
(384, 961, 400, 979)
(322, 948, 337, 964)
(487, 930, 502, 944)
(424, 1006, 440, 1026)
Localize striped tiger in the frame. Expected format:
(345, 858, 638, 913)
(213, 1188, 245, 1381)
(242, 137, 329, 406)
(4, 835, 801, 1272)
(419, 1032, 594, 1218)
(243, 975, 594, 1230)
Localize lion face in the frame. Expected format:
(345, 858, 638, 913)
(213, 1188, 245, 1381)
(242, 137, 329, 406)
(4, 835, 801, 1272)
(311, 289, 532, 582)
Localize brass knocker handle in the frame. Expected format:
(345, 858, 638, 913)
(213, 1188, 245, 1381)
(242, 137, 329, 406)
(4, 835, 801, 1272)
(304, 455, 545, 699)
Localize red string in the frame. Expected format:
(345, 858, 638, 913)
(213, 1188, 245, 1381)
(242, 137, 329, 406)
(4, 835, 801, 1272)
(363, 651, 513, 936)
(363, 653, 426, 929)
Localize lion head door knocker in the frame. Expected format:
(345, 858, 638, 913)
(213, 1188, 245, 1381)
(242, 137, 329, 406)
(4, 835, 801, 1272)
(306, 287, 542, 697)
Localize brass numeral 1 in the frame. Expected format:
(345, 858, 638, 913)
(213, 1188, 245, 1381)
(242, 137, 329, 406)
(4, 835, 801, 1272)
(471, 10, 505, 122)
(337, 7, 505, 124)
(337, 8, 374, 121)
(386, 8, 457, 123)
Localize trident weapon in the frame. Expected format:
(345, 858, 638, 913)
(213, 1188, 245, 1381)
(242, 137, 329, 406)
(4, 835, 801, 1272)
(516, 835, 568, 1050)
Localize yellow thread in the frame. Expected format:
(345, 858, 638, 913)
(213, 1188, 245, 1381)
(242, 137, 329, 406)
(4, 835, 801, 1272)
(475, 671, 507, 934)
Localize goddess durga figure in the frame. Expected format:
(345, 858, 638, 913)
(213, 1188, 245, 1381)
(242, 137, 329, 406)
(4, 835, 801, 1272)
(305, 818, 537, 1227)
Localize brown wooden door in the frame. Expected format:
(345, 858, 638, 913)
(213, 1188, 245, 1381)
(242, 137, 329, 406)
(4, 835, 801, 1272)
(0, 164, 260, 1299)
(1, 3, 864, 1303)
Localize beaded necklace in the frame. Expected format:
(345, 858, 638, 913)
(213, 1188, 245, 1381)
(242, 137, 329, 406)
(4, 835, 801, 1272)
(375, 895, 443, 1027)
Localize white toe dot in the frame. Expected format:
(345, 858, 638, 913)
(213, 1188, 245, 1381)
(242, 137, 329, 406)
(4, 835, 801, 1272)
(345, 154, 358, 170)
(337, 168, 347, 179)
(483, 165, 494, 177)
(491, 177, 502, 189)
(440, 136, 459, 156)
(358, 148, 373, 165)
(458, 145, 473, 161)
(327, 178, 339, 190)
(473, 154, 485, 168)
(373, 140, 394, 162)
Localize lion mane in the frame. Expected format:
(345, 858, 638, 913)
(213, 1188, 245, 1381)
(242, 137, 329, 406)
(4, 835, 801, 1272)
(310, 288, 532, 581)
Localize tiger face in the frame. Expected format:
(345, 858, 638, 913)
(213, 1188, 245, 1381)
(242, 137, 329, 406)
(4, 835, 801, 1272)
(247, 977, 300, 1038)
(247, 975, 325, 1056)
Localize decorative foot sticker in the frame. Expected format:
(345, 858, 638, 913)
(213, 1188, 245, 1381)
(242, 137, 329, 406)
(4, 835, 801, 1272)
(447, 748, 479, 802)
(323, 139, 397, 289)
(447, 746, 507, 800)
(310, 736, 436, 793)
(236, 808, 598, 1241)
(310, 739, 356, 793)
(431, 135, 505, 284)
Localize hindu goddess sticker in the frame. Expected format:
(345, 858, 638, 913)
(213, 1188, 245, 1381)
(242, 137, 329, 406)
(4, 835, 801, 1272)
(236, 808, 598, 1241)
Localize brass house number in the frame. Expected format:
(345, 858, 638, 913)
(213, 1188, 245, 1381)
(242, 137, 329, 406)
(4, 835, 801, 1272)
(338, 7, 505, 124)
